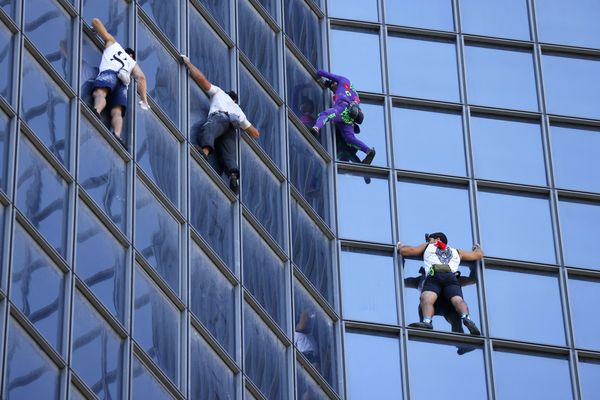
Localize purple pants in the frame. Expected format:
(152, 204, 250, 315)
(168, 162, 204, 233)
(314, 103, 370, 154)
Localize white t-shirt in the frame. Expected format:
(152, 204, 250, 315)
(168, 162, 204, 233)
(207, 85, 252, 130)
(295, 332, 317, 353)
(99, 42, 137, 76)
(423, 243, 461, 274)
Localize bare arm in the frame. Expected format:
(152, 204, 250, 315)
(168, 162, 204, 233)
(92, 18, 116, 48)
(131, 64, 148, 105)
(181, 55, 212, 92)
(244, 125, 260, 139)
(458, 244, 484, 262)
(397, 242, 428, 257)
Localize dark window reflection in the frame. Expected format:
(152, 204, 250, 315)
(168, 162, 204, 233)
(345, 330, 402, 399)
(139, 0, 179, 47)
(4, 319, 60, 400)
(82, 0, 129, 47)
(329, 0, 378, 22)
(579, 359, 600, 400)
(197, 0, 230, 33)
(189, 82, 211, 142)
(17, 135, 68, 257)
(296, 362, 329, 400)
(559, 199, 600, 270)
(190, 242, 235, 356)
(11, 225, 65, 353)
(386, 0, 453, 31)
(131, 355, 172, 400)
(284, 0, 321, 67)
(76, 200, 126, 323)
(568, 277, 600, 350)
(0, 23, 13, 103)
(0, 111, 9, 192)
(535, 0, 600, 49)
(72, 291, 123, 399)
(21, 51, 70, 166)
(244, 304, 288, 399)
(190, 329, 235, 400)
(460, 0, 530, 40)
(134, 267, 180, 386)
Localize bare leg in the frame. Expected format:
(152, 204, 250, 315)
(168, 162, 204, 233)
(110, 106, 124, 138)
(449, 295, 469, 315)
(92, 88, 109, 114)
(419, 291, 438, 320)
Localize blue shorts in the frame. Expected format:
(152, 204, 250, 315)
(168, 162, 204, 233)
(92, 70, 128, 113)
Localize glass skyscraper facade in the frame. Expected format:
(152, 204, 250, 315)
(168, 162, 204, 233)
(0, 0, 599, 399)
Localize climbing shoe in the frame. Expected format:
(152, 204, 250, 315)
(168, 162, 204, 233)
(229, 173, 239, 195)
(462, 318, 481, 336)
(361, 148, 376, 165)
(409, 321, 433, 330)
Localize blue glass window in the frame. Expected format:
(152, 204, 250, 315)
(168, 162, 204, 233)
(0, 111, 10, 192)
(1, 0, 15, 21)
(131, 356, 172, 400)
(393, 106, 465, 176)
(190, 329, 235, 400)
(11, 224, 65, 352)
(465, 44, 538, 111)
(80, 33, 102, 105)
(329, 0, 378, 22)
(345, 330, 402, 399)
(135, 180, 180, 292)
(341, 248, 397, 324)
(284, 0, 322, 67)
(4, 319, 60, 400)
(190, 242, 235, 356)
(388, 35, 459, 102)
(189, 82, 210, 143)
(72, 291, 123, 399)
(386, 0, 453, 31)
(197, 0, 230, 34)
(21, 51, 70, 166)
(76, 200, 126, 323)
(330, 27, 382, 93)
(569, 277, 600, 350)
(559, 199, 600, 270)
(542, 53, 600, 119)
(70, 385, 86, 400)
(486, 267, 565, 345)
(0, 23, 13, 103)
(296, 362, 329, 400)
(579, 359, 600, 400)
(478, 190, 555, 264)
(337, 171, 392, 244)
(550, 124, 600, 193)
(255, 0, 278, 21)
(460, 0, 530, 40)
(139, 0, 179, 47)
(82, 0, 129, 45)
(535, 0, 600, 49)
(471, 115, 546, 186)
(134, 266, 180, 386)
(16, 135, 69, 257)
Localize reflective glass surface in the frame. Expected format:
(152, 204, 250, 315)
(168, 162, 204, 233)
(478, 190, 556, 264)
(408, 338, 486, 399)
(82, 0, 129, 45)
(386, 0, 453, 31)
(134, 266, 180, 386)
(80, 33, 102, 108)
(535, 0, 600, 49)
(559, 199, 600, 270)
(345, 330, 402, 400)
(70, 385, 86, 400)
(330, 27, 382, 93)
(460, 0, 530, 40)
(569, 276, 600, 350)
(388, 35, 459, 102)
(76, 200, 126, 322)
(197, 0, 230, 33)
(1, 0, 15, 21)
(486, 267, 565, 345)
(16, 135, 68, 257)
(396, 179, 473, 250)
(4, 319, 60, 400)
(131, 355, 173, 400)
(255, 0, 278, 20)
(21, 51, 70, 165)
(0, 111, 9, 192)
(471, 115, 546, 185)
(139, 0, 179, 46)
(296, 362, 329, 400)
(78, 116, 127, 231)
(493, 350, 572, 400)
(243, 221, 286, 330)
(579, 359, 600, 400)
(393, 106, 465, 176)
(0, 23, 13, 103)
(542, 53, 600, 119)
(550, 124, 600, 193)
(343, 101, 386, 167)
(244, 304, 288, 399)
(341, 248, 397, 324)
(329, 0, 377, 22)
(190, 329, 235, 400)
(189, 81, 210, 142)
(11, 224, 64, 352)
(465, 45, 538, 111)
(136, 109, 179, 206)
(72, 291, 123, 399)
(284, 0, 322, 67)
(337, 171, 391, 243)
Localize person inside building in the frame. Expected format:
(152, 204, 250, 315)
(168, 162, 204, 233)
(295, 310, 320, 372)
(398, 232, 483, 335)
(180, 55, 260, 194)
(89, 17, 149, 148)
(310, 69, 375, 165)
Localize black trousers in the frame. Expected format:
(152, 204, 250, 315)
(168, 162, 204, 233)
(198, 112, 238, 175)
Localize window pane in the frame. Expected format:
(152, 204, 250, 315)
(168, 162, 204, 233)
(296, 362, 329, 400)
(550, 124, 600, 193)
(135, 180, 180, 293)
(579, 359, 600, 400)
(139, 0, 179, 47)
(16, 135, 68, 257)
(0, 23, 13, 103)
(345, 331, 402, 400)
(72, 291, 123, 399)
(542, 53, 600, 119)
(386, 0, 453, 30)
(408, 338, 486, 399)
(190, 329, 235, 400)
(330, 28, 382, 93)
(337, 171, 391, 243)
(388, 35, 459, 102)
(1, 0, 15, 21)
(78, 116, 127, 231)
(478, 190, 555, 264)
(136, 110, 180, 206)
(80, 33, 103, 109)
(284, 0, 322, 66)
(486, 267, 565, 345)
(559, 199, 600, 270)
(569, 277, 600, 350)
(4, 319, 60, 400)
(338, 101, 387, 167)
(460, 0, 530, 40)
(329, 0, 377, 22)
(134, 267, 180, 386)
(82, 0, 129, 46)
(11, 225, 65, 352)
(243, 221, 287, 330)
(535, 0, 600, 49)
(21, 51, 70, 165)
(493, 350, 572, 400)
(76, 200, 126, 323)
(255, 0, 278, 21)
(465, 45, 538, 111)
(471, 115, 546, 185)
(131, 356, 173, 400)
(0, 111, 10, 192)
(393, 106, 465, 176)
(397, 179, 473, 250)
(196, 0, 230, 33)
(70, 384, 86, 400)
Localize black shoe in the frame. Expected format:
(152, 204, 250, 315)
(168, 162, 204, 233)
(409, 321, 433, 330)
(462, 318, 481, 336)
(112, 131, 127, 151)
(310, 127, 319, 136)
(229, 173, 239, 194)
(363, 176, 371, 184)
(457, 346, 476, 356)
(90, 106, 102, 120)
(361, 148, 376, 165)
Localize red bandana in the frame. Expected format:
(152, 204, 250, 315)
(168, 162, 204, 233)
(435, 241, 447, 250)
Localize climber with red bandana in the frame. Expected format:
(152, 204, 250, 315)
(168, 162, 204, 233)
(310, 69, 375, 165)
(397, 232, 484, 335)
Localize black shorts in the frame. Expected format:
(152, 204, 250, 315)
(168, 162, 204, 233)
(422, 272, 463, 301)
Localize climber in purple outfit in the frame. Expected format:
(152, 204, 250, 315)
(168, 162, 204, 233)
(311, 69, 375, 165)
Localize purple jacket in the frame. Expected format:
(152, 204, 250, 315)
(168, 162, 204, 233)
(317, 69, 360, 105)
